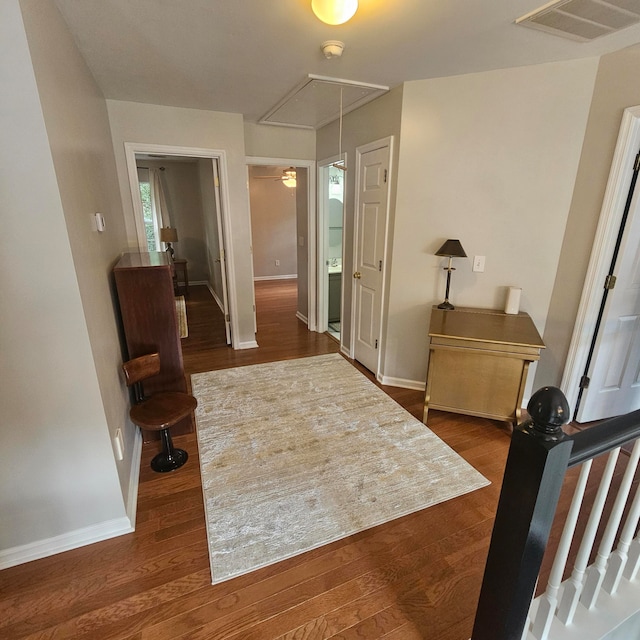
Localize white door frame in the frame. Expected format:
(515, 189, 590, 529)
(317, 153, 346, 336)
(246, 156, 317, 330)
(210, 159, 232, 344)
(123, 142, 240, 348)
(351, 136, 394, 380)
(561, 105, 640, 411)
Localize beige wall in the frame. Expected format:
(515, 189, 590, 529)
(249, 167, 298, 278)
(107, 100, 257, 348)
(386, 59, 598, 388)
(244, 122, 316, 160)
(296, 169, 310, 320)
(0, 0, 129, 558)
(536, 43, 640, 391)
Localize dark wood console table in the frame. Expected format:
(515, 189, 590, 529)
(423, 307, 545, 425)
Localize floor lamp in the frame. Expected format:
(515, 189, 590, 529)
(435, 239, 467, 310)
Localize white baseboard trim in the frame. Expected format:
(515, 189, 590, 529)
(340, 344, 353, 359)
(378, 374, 426, 391)
(237, 340, 259, 349)
(254, 275, 297, 281)
(206, 282, 224, 313)
(0, 516, 134, 570)
(125, 428, 143, 528)
(296, 311, 308, 325)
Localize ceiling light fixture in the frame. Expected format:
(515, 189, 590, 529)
(311, 0, 358, 25)
(282, 169, 297, 188)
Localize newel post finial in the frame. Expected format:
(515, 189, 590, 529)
(525, 386, 570, 438)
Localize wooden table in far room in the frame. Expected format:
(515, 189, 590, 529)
(172, 258, 189, 295)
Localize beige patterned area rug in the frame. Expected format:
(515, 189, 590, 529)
(191, 354, 489, 585)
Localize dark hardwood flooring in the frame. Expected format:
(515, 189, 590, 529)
(0, 280, 629, 639)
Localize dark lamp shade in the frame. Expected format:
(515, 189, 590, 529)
(160, 227, 178, 243)
(435, 239, 466, 258)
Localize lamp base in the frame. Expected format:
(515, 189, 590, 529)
(437, 301, 455, 310)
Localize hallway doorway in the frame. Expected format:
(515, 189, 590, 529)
(246, 156, 317, 333)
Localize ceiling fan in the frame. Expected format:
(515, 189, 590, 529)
(254, 167, 297, 188)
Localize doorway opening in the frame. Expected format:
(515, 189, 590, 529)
(246, 156, 317, 337)
(124, 143, 234, 347)
(318, 158, 345, 342)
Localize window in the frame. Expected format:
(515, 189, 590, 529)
(138, 174, 158, 251)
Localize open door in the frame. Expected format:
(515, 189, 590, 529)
(576, 163, 640, 421)
(563, 106, 640, 422)
(211, 159, 232, 344)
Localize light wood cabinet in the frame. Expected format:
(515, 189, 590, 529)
(114, 251, 193, 437)
(423, 307, 544, 425)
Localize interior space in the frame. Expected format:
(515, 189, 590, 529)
(3, 1, 640, 638)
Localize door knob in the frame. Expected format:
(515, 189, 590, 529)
(353, 271, 361, 279)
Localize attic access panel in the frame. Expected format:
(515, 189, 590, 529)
(516, 0, 640, 42)
(260, 75, 389, 130)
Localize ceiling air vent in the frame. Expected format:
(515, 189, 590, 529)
(516, 0, 640, 41)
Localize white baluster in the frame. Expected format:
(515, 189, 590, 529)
(557, 448, 620, 623)
(521, 592, 535, 640)
(624, 536, 640, 581)
(582, 445, 638, 607)
(604, 439, 640, 592)
(531, 461, 592, 639)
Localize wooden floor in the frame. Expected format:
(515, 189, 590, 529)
(0, 280, 609, 640)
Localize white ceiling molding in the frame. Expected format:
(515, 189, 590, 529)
(259, 75, 389, 130)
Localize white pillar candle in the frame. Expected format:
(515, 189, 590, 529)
(505, 287, 522, 315)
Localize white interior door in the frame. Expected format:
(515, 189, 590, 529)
(577, 181, 640, 422)
(212, 159, 232, 345)
(353, 141, 391, 374)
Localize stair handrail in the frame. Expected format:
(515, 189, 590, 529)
(471, 386, 640, 640)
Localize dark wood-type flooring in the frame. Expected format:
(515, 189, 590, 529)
(0, 280, 634, 639)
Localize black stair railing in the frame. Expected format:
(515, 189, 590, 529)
(471, 386, 640, 640)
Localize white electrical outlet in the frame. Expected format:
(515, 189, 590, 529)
(114, 428, 124, 461)
(473, 255, 485, 273)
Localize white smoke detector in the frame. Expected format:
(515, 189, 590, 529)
(321, 40, 345, 59)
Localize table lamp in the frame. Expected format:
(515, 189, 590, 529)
(435, 239, 467, 310)
(160, 227, 178, 260)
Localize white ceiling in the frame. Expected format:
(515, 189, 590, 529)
(53, 0, 640, 127)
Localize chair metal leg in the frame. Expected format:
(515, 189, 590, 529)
(151, 428, 188, 473)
